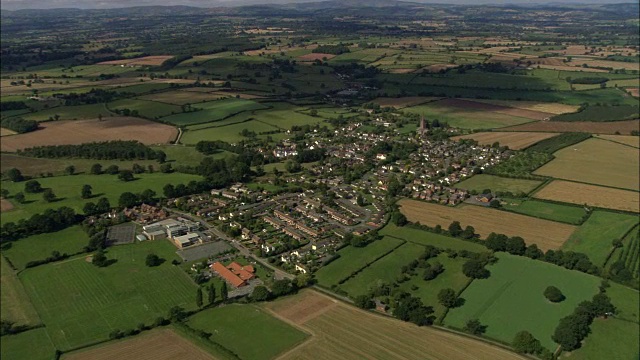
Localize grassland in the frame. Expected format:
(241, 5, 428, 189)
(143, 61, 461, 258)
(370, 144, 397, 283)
(563, 211, 639, 267)
(0, 256, 41, 326)
(533, 180, 640, 213)
(552, 105, 639, 122)
(452, 132, 559, 150)
(0, 327, 57, 360)
(187, 305, 308, 360)
(609, 227, 640, 279)
(19, 103, 112, 121)
(379, 224, 487, 252)
(566, 318, 639, 360)
(455, 174, 543, 195)
(534, 138, 640, 191)
(138, 90, 227, 105)
(181, 119, 280, 144)
(20, 240, 198, 350)
(445, 253, 601, 350)
(471, 99, 579, 114)
(160, 98, 268, 126)
(501, 198, 587, 225)
(398, 199, 577, 251)
(1, 172, 202, 224)
(263, 290, 527, 360)
(314, 237, 404, 288)
(107, 99, 182, 119)
(252, 102, 325, 129)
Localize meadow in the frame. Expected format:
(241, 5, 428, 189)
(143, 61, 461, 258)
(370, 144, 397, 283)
(501, 198, 587, 225)
(563, 211, 639, 267)
(552, 104, 639, 122)
(533, 180, 640, 213)
(160, 98, 268, 126)
(107, 98, 182, 119)
(379, 224, 487, 252)
(566, 318, 639, 360)
(444, 253, 601, 350)
(181, 120, 281, 144)
(609, 228, 640, 279)
(19, 103, 112, 121)
(0, 327, 57, 360)
(0, 172, 202, 224)
(187, 305, 308, 360)
(0, 256, 41, 326)
(455, 174, 543, 195)
(19, 240, 198, 350)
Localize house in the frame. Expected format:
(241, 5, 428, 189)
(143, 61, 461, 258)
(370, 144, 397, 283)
(295, 263, 308, 274)
(477, 193, 493, 203)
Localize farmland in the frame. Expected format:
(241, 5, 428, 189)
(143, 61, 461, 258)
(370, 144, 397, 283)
(263, 290, 527, 360)
(503, 119, 640, 135)
(107, 99, 182, 119)
(451, 132, 559, 150)
(534, 138, 640, 191)
(566, 318, 639, 360)
(379, 224, 488, 252)
(138, 90, 229, 105)
(445, 253, 601, 350)
(371, 96, 440, 108)
(62, 329, 215, 360)
(563, 211, 639, 267)
(0, 257, 41, 326)
(533, 180, 640, 213)
(0, 117, 178, 152)
(0, 327, 57, 360)
(19, 240, 198, 350)
(500, 198, 587, 224)
(595, 134, 640, 148)
(609, 228, 640, 280)
(454, 174, 543, 195)
(186, 305, 308, 360)
(398, 199, 577, 251)
(160, 98, 268, 126)
(471, 99, 580, 114)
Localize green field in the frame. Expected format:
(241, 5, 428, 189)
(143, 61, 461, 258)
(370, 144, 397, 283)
(445, 253, 601, 350)
(455, 174, 543, 195)
(1, 172, 202, 224)
(563, 211, 639, 267)
(379, 224, 487, 252)
(160, 98, 268, 126)
(108, 98, 182, 119)
(606, 282, 640, 323)
(151, 145, 220, 167)
(0, 257, 41, 326)
(403, 101, 534, 129)
(566, 318, 639, 360)
(2, 225, 88, 270)
(186, 305, 308, 360)
(20, 240, 198, 350)
(314, 237, 404, 288)
(181, 119, 281, 144)
(501, 198, 587, 225)
(0, 327, 57, 360)
(609, 227, 640, 279)
(19, 103, 112, 121)
(552, 105, 639, 122)
(253, 102, 325, 129)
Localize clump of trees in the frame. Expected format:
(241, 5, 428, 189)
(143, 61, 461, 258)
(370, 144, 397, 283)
(552, 292, 615, 351)
(1, 117, 38, 133)
(1, 207, 79, 241)
(18, 141, 166, 162)
(145, 253, 163, 267)
(544, 286, 565, 303)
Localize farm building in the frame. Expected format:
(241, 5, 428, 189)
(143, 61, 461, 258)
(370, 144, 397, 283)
(210, 261, 255, 287)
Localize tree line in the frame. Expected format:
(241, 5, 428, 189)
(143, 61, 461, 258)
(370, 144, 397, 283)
(18, 141, 167, 162)
(0, 117, 38, 134)
(0, 207, 80, 242)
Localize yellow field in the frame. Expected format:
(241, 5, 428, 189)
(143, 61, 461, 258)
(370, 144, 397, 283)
(0, 128, 16, 136)
(263, 290, 526, 360)
(452, 132, 558, 150)
(472, 99, 580, 114)
(398, 199, 576, 250)
(534, 180, 640, 213)
(595, 135, 640, 148)
(534, 138, 640, 191)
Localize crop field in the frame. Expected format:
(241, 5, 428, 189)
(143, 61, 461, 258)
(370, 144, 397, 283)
(62, 329, 214, 360)
(0, 117, 178, 152)
(563, 211, 639, 267)
(371, 96, 441, 108)
(503, 119, 640, 135)
(138, 90, 228, 105)
(0, 172, 202, 224)
(20, 241, 198, 350)
(501, 198, 587, 224)
(452, 132, 559, 150)
(403, 99, 536, 129)
(533, 180, 640, 213)
(445, 253, 601, 350)
(454, 174, 543, 194)
(314, 237, 404, 288)
(609, 228, 640, 279)
(19, 103, 112, 121)
(187, 305, 308, 360)
(182, 119, 280, 144)
(379, 224, 488, 252)
(595, 134, 640, 148)
(471, 99, 580, 114)
(0, 327, 57, 360)
(0, 257, 41, 326)
(398, 199, 577, 251)
(534, 138, 640, 190)
(2, 225, 89, 270)
(263, 290, 527, 360)
(107, 99, 182, 119)
(160, 98, 268, 126)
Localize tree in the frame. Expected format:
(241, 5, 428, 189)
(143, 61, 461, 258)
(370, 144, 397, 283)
(90, 163, 103, 175)
(462, 259, 490, 279)
(437, 288, 458, 308)
(196, 287, 203, 308)
(65, 165, 76, 175)
(252, 285, 270, 301)
(524, 244, 543, 259)
(506, 236, 526, 255)
(208, 284, 216, 305)
(0, 189, 8, 199)
(220, 282, 228, 302)
(285, 160, 302, 173)
(486, 233, 507, 252)
(354, 295, 375, 309)
(105, 165, 119, 175)
(591, 293, 615, 317)
(92, 249, 108, 267)
(145, 253, 161, 267)
(295, 273, 313, 288)
(391, 211, 408, 226)
(461, 225, 475, 239)
(489, 199, 501, 208)
(139, 189, 156, 204)
(118, 170, 135, 182)
(118, 192, 139, 208)
(168, 306, 187, 322)
(271, 279, 294, 297)
(463, 319, 486, 335)
(423, 261, 444, 281)
(43, 188, 56, 203)
(96, 197, 111, 213)
(83, 202, 97, 215)
(14, 192, 25, 203)
(160, 163, 173, 173)
(448, 221, 462, 237)
(544, 286, 565, 303)
(512, 331, 542, 354)
(6, 168, 23, 182)
(611, 238, 623, 249)
(81, 184, 93, 199)
(132, 163, 145, 174)
(24, 180, 42, 193)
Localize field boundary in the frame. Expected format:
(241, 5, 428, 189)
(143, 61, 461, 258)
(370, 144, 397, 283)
(602, 223, 640, 269)
(336, 239, 406, 285)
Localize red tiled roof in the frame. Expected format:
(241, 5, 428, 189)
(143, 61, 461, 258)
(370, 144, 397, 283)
(227, 262, 255, 281)
(211, 262, 245, 287)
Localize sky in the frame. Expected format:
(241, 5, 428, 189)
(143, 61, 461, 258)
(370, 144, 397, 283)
(0, 0, 627, 10)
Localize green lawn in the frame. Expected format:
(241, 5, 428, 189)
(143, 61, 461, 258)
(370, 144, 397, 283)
(2, 225, 88, 270)
(0, 328, 57, 360)
(315, 237, 404, 288)
(380, 224, 487, 252)
(0, 257, 41, 326)
(455, 174, 543, 195)
(566, 318, 639, 360)
(1, 172, 202, 224)
(20, 240, 198, 350)
(160, 98, 268, 126)
(501, 198, 588, 225)
(186, 305, 308, 360)
(563, 211, 639, 267)
(445, 253, 601, 350)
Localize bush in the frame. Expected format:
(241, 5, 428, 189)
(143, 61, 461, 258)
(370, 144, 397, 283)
(544, 286, 565, 303)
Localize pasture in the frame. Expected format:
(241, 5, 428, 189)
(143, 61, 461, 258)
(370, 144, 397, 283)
(160, 98, 268, 126)
(263, 290, 527, 360)
(314, 237, 404, 288)
(455, 174, 543, 194)
(533, 180, 640, 213)
(501, 198, 587, 224)
(138, 90, 228, 105)
(252, 102, 324, 129)
(566, 318, 639, 360)
(19, 103, 112, 121)
(609, 228, 640, 280)
(371, 96, 440, 108)
(0, 117, 178, 152)
(62, 329, 215, 360)
(452, 132, 559, 150)
(19, 240, 198, 350)
(398, 199, 577, 251)
(563, 211, 639, 267)
(0, 328, 57, 360)
(181, 120, 281, 144)
(187, 305, 308, 360)
(445, 253, 601, 350)
(380, 224, 488, 252)
(107, 99, 182, 119)
(504, 119, 640, 135)
(0, 257, 41, 326)
(98, 55, 174, 66)
(534, 138, 640, 191)
(0, 172, 202, 224)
